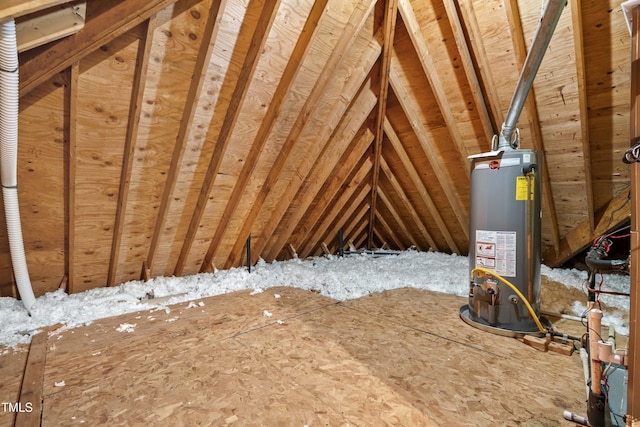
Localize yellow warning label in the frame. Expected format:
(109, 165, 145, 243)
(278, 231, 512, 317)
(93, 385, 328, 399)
(515, 176, 534, 200)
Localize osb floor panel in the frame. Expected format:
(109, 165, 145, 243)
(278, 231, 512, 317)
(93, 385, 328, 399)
(0, 287, 588, 426)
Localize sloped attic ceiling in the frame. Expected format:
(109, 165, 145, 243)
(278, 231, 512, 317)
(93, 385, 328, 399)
(0, 0, 631, 297)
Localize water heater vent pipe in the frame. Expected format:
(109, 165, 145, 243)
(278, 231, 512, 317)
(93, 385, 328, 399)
(496, 0, 567, 151)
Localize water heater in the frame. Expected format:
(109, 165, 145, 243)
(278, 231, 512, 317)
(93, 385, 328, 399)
(459, 0, 566, 336)
(461, 149, 543, 335)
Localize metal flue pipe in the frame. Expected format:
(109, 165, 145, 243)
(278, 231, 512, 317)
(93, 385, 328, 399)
(497, 0, 567, 150)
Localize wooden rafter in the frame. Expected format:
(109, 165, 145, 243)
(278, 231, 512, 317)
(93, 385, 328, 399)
(504, 0, 561, 256)
(342, 200, 370, 251)
(300, 156, 373, 258)
(266, 119, 375, 261)
(217, 0, 377, 270)
(174, 0, 281, 275)
(389, 68, 469, 238)
(107, 19, 155, 287)
(18, 0, 179, 96)
(543, 191, 630, 267)
(568, 0, 594, 232)
(147, 0, 227, 270)
(384, 118, 459, 253)
(375, 210, 404, 250)
(198, 0, 331, 269)
(398, 0, 470, 170)
(456, 0, 504, 128)
(368, 0, 398, 249)
(441, 0, 495, 143)
(376, 186, 416, 249)
(379, 156, 437, 251)
(258, 32, 382, 260)
(318, 178, 373, 258)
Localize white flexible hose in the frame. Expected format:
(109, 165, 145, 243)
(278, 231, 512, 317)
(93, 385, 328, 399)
(0, 20, 36, 312)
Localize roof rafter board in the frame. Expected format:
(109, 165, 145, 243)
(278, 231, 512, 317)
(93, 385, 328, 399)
(310, 175, 374, 259)
(14, 73, 67, 297)
(173, 0, 282, 276)
(320, 197, 369, 256)
(71, 32, 139, 292)
(126, 0, 222, 279)
(109, 19, 155, 287)
(18, 0, 180, 96)
(374, 209, 405, 250)
(179, 0, 322, 275)
(456, 0, 504, 129)
(207, 3, 370, 268)
(213, 1, 378, 270)
(262, 63, 380, 260)
(567, 0, 594, 232)
(383, 117, 459, 253)
(376, 185, 419, 250)
(192, 0, 330, 271)
(582, 0, 631, 210)
(299, 154, 375, 258)
(388, 65, 469, 238)
(278, 124, 374, 260)
(405, 0, 493, 155)
(515, 0, 592, 239)
(505, 0, 560, 251)
(441, 0, 495, 143)
(379, 156, 438, 251)
(368, 0, 398, 249)
(248, 65, 376, 264)
(399, 0, 483, 162)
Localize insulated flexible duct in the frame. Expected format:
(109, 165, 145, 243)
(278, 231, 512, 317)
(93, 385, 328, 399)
(0, 20, 36, 312)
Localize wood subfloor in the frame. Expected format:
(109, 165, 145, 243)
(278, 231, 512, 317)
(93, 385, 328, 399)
(1, 287, 588, 426)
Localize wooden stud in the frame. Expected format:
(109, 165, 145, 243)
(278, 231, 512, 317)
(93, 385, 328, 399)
(368, 0, 398, 249)
(65, 62, 79, 295)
